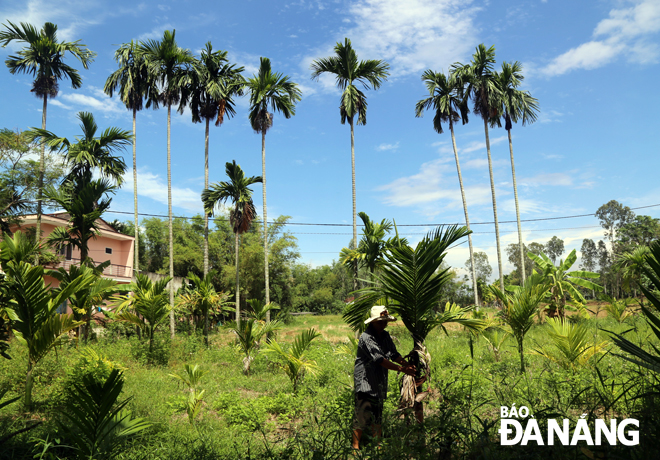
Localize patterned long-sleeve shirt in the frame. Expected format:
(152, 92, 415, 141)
(354, 325, 401, 400)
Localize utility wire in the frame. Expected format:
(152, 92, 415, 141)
(97, 202, 660, 227)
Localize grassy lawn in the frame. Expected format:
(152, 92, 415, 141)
(1, 310, 658, 459)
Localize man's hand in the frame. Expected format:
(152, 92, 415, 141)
(400, 364, 416, 376)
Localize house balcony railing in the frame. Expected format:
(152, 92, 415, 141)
(46, 258, 133, 280)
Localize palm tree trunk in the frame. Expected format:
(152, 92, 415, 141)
(35, 95, 47, 262)
(167, 104, 175, 338)
(25, 362, 34, 409)
(508, 129, 526, 282)
(450, 121, 479, 306)
(261, 130, 270, 321)
(133, 107, 139, 274)
(235, 231, 240, 328)
(350, 118, 357, 291)
(203, 118, 210, 277)
(484, 118, 504, 291)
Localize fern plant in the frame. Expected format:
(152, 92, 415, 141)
(262, 328, 321, 392)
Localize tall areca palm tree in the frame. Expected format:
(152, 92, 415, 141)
(201, 160, 262, 328)
(139, 30, 195, 336)
(0, 21, 95, 245)
(415, 69, 480, 306)
(247, 57, 301, 318)
(182, 42, 244, 277)
(310, 38, 389, 289)
(494, 61, 539, 282)
(104, 41, 158, 274)
(453, 44, 504, 290)
(28, 111, 130, 189)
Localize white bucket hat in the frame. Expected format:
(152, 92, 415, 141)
(364, 306, 396, 324)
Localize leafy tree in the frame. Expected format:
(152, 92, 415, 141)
(311, 38, 389, 289)
(465, 251, 492, 283)
(105, 40, 158, 273)
(493, 61, 539, 280)
(0, 21, 95, 242)
(618, 215, 660, 253)
(488, 277, 548, 373)
(202, 160, 262, 327)
(453, 44, 504, 290)
(545, 236, 565, 264)
(0, 128, 64, 232)
(344, 226, 484, 413)
(528, 249, 602, 318)
(505, 242, 544, 284)
(139, 29, 195, 337)
(580, 239, 598, 272)
(247, 57, 301, 316)
(182, 42, 244, 277)
(415, 69, 479, 306)
(614, 246, 651, 296)
(596, 200, 635, 248)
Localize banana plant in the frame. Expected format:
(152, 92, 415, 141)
(527, 249, 602, 318)
(532, 318, 608, 369)
(262, 328, 321, 392)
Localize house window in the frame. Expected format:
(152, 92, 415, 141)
(105, 248, 112, 255)
(59, 245, 72, 260)
(57, 300, 67, 314)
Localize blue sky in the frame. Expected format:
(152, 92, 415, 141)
(1, 0, 659, 280)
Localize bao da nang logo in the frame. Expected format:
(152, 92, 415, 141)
(499, 405, 639, 446)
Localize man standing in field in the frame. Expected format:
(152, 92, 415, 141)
(352, 306, 416, 450)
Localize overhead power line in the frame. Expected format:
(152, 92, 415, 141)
(99, 203, 660, 227)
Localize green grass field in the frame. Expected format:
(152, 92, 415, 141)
(1, 310, 659, 459)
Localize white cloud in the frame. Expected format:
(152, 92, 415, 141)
(377, 158, 492, 217)
(460, 135, 507, 153)
(539, 109, 564, 123)
(302, 0, 480, 84)
(137, 24, 174, 42)
(541, 0, 660, 76)
(58, 86, 126, 116)
(376, 142, 399, 151)
(121, 168, 202, 213)
(49, 99, 73, 110)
